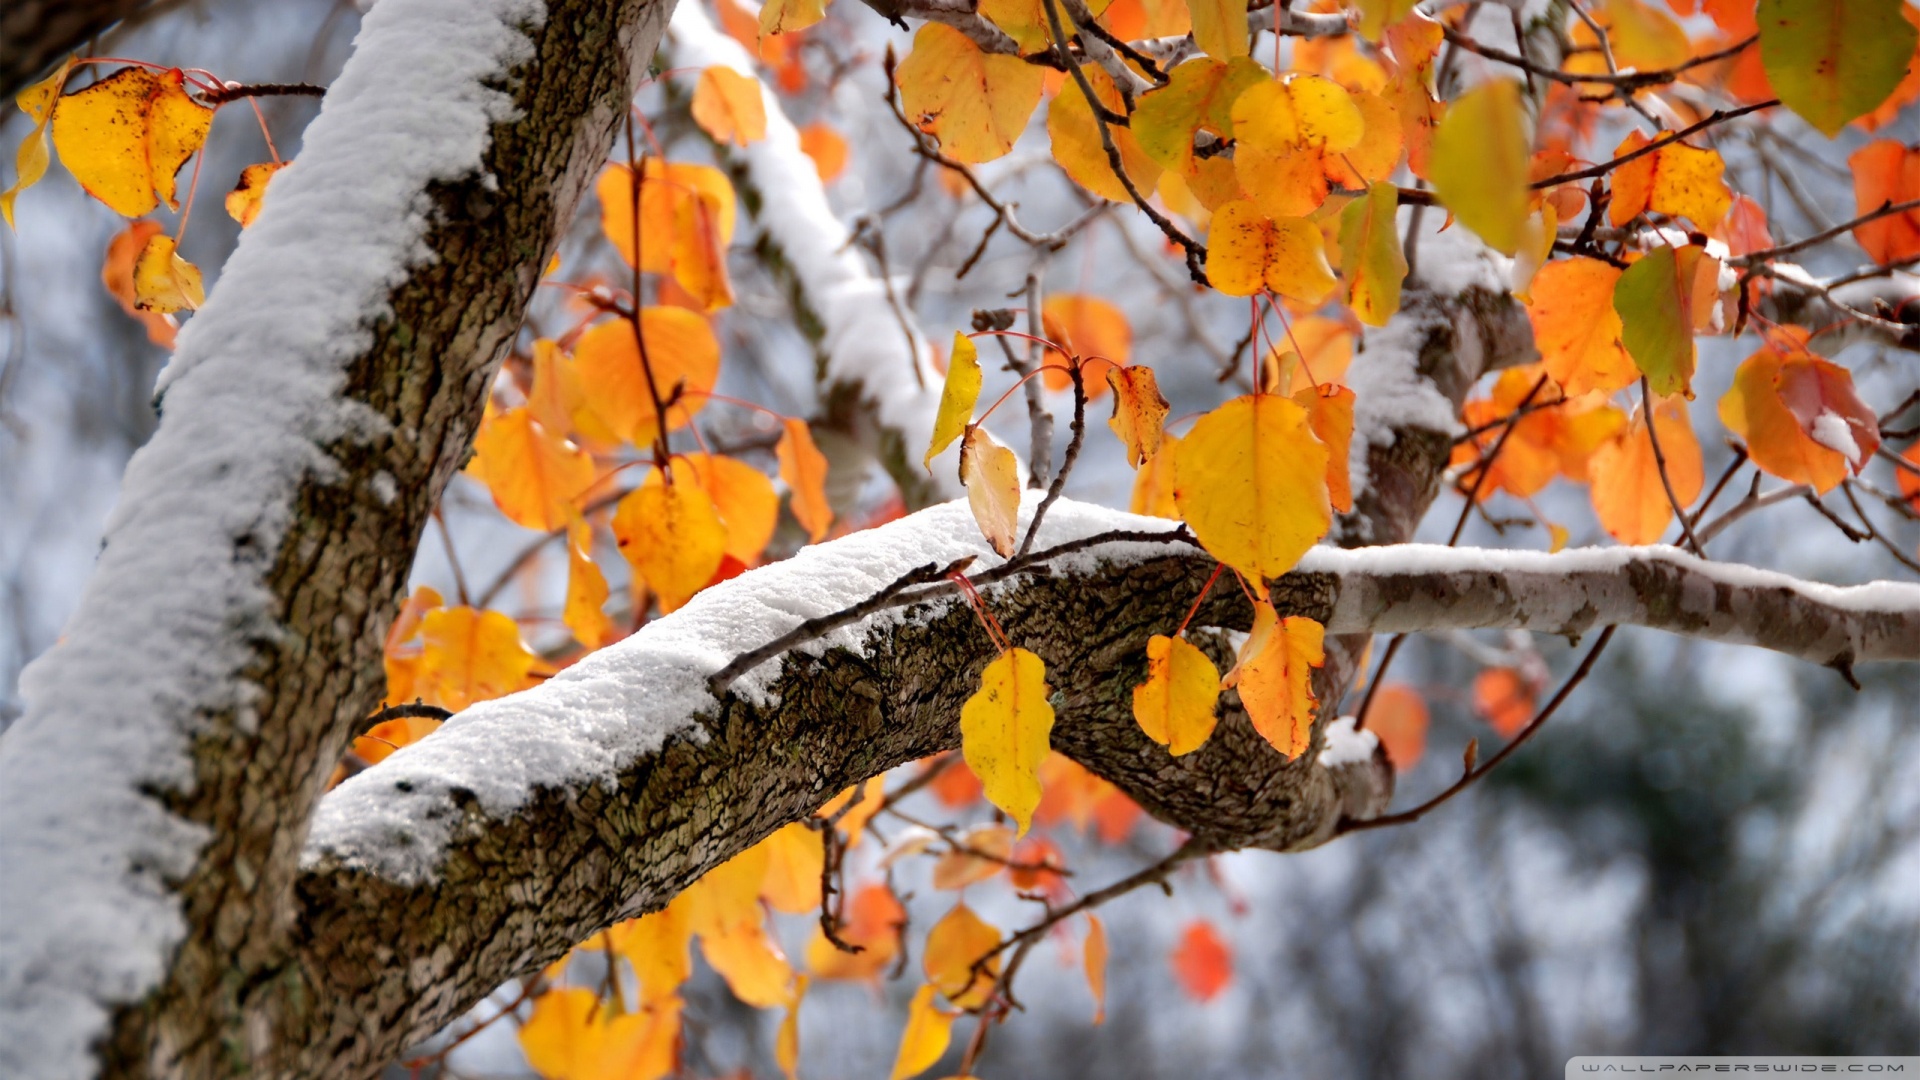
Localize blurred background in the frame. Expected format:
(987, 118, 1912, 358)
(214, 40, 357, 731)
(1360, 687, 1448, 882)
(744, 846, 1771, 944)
(2, 1, 1915, 1077)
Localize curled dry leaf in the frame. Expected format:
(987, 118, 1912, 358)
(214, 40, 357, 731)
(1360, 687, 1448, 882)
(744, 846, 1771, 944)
(960, 425, 1021, 558)
(224, 161, 286, 227)
(1106, 365, 1170, 467)
(132, 233, 204, 313)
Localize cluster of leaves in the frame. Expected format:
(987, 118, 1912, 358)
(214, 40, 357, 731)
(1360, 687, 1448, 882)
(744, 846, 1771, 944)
(10, 0, 1920, 1074)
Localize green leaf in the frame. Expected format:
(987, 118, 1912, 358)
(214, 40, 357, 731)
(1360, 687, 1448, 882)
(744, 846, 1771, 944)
(1612, 246, 1694, 398)
(1758, 0, 1918, 138)
(1428, 80, 1529, 255)
(1338, 182, 1407, 327)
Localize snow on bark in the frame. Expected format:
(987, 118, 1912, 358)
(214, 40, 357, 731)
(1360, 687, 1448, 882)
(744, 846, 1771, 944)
(0, 1, 539, 1075)
(305, 494, 1920, 885)
(664, 2, 961, 494)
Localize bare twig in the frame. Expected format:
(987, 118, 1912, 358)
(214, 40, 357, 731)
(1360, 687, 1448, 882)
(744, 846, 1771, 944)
(1639, 378, 1705, 556)
(1018, 354, 1087, 556)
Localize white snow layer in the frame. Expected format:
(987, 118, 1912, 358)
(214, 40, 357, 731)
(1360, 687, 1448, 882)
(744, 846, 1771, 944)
(665, 3, 961, 494)
(1318, 716, 1379, 768)
(1809, 412, 1862, 465)
(0, 1, 539, 1076)
(305, 494, 1182, 882)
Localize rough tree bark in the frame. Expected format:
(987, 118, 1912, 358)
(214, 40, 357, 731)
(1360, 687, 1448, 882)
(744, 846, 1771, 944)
(2, 2, 1917, 1080)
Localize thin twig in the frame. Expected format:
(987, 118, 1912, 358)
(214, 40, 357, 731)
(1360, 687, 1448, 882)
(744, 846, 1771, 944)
(1339, 625, 1618, 835)
(1018, 356, 1087, 556)
(196, 81, 327, 106)
(1639, 377, 1705, 555)
(1841, 481, 1920, 574)
(1732, 197, 1920, 268)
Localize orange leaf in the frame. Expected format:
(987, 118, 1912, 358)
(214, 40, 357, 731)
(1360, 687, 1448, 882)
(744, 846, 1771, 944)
(776, 418, 834, 542)
(1893, 442, 1919, 511)
(1293, 383, 1355, 514)
(1007, 835, 1068, 898)
(1526, 256, 1638, 397)
(1132, 633, 1222, 755)
(807, 883, 904, 981)
(1472, 667, 1535, 738)
(896, 23, 1045, 164)
(611, 473, 727, 613)
(417, 607, 538, 710)
(960, 425, 1022, 557)
(99, 219, 175, 346)
(1589, 395, 1703, 545)
(573, 310, 721, 448)
(1360, 683, 1428, 771)
(224, 161, 285, 227)
(1048, 65, 1162, 205)
(1130, 431, 1182, 518)
(1847, 140, 1920, 265)
(797, 122, 849, 182)
(1042, 293, 1130, 395)
(518, 988, 681, 1080)
(1207, 200, 1337, 302)
(1261, 314, 1353, 394)
(563, 518, 615, 649)
(960, 647, 1056, 835)
(1777, 356, 1882, 470)
(923, 902, 1001, 1010)
(817, 775, 885, 848)
(1171, 394, 1332, 593)
(596, 162, 736, 311)
(931, 823, 1014, 890)
(758, 821, 825, 914)
(1718, 343, 1850, 494)
(349, 712, 443, 768)
(1106, 365, 1170, 466)
(643, 454, 778, 565)
(1223, 602, 1325, 759)
(692, 66, 768, 147)
(1084, 915, 1109, 1024)
(701, 919, 794, 1007)
(759, 0, 826, 36)
(1170, 920, 1232, 1003)
(1231, 75, 1363, 219)
(1606, 130, 1732, 228)
(890, 985, 955, 1080)
(776, 975, 807, 1080)
(50, 66, 212, 217)
(471, 406, 597, 531)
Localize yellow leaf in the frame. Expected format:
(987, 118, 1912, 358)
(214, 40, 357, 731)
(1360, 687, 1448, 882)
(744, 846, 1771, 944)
(960, 647, 1056, 835)
(759, 821, 825, 914)
(891, 985, 955, 1080)
(563, 518, 615, 649)
(131, 233, 203, 313)
(1207, 200, 1337, 302)
(1323, 89, 1405, 191)
(760, 0, 826, 37)
(777, 418, 833, 542)
(1084, 914, 1109, 1024)
(1223, 603, 1324, 759)
(1133, 57, 1267, 183)
(224, 161, 285, 227)
(1188, 0, 1250, 60)
(926, 331, 983, 468)
(1105, 365, 1170, 467)
(1132, 633, 1222, 755)
(2, 55, 77, 228)
(1232, 75, 1364, 219)
(573, 309, 721, 448)
(1171, 394, 1331, 592)
(607, 892, 695, 1004)
(611, 473, 727, 613)
(1131, 431, 1181, 518)
(1048, 66, 1161, 204)
(692, 66, 768, 146)
(701, 919, 795, 1007)
(777, 975, 808, 1080)
(923, 902, 1002, 1010)
(519, 987, 682, 1080)
(1293, 383, 1355, 514)
(1429, 79, 1530, 254)
(960, 425, 1022, 558)
(1337, 181, 1406, 327)
(417, 607, 538, 710)
(50, 66, 212, 217)
(896, 23, 1045, 164)
(643, 453, 778, 565)
(471, 406, 597, 531)
(1607, 130, 1732, 228)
